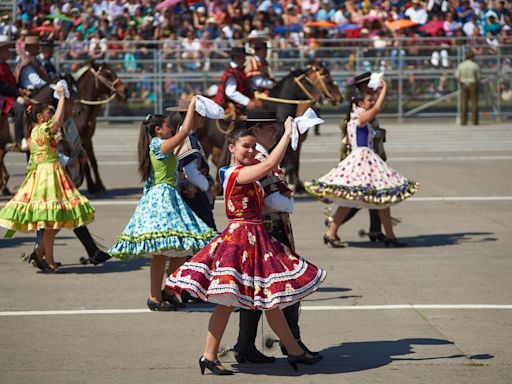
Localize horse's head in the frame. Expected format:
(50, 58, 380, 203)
(89, 62, 127, 101)
(305, 63, 343, 105)
(287, 69, 324, 105)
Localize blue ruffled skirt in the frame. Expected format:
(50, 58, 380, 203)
(109, 184, 217, 260)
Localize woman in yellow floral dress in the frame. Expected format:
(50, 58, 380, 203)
(0, 85, 94, 272)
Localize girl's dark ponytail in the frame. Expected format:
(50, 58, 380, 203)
(137, 114, 166, 182)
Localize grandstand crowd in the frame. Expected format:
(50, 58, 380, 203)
(1, 1, 510, 66)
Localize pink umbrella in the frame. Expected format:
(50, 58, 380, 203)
(155, 0, 180, 11)
(419, 20, 445, 36)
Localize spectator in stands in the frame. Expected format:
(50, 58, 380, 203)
(405, 0, 429, 25)
(0, 15, 17, 39)
(89, 30, 107, 60)
(483, 14, 502, 36)
(181, 29, 203, 71)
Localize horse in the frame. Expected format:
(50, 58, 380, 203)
(197, 62, 342, 192)
(29, 62, 126, 194)
(0, 62, 126, 196)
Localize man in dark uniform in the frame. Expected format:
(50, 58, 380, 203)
(39, 40, 59, 81)
(232, 110, 320, 364)
(332, 72, 387, 243)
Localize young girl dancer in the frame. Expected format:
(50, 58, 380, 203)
(0, 85, 95, 272)
(305, 78, 419, 246)
(108, 96, 216, 311)
(166, 118, 326, 375)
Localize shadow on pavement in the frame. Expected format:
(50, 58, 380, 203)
(56, 258, 148, 274)
(302, 286, 362, 302)
(81, 187, 142, 199)
(0, 235, 75, 249)
(233, 338, 492, 376)
(346, 232, 497, 248)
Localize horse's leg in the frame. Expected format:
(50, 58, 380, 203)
(290, 103, 312, 193)
(81, 132, 100, 194)
(0, 149, 10, 195)
(88, 122, 106, 193)
(210, 147, 222, 168)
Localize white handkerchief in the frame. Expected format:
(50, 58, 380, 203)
(195, 95, 225, 119)
(291, 108, 324, 151)
(49, 79, 71, 99)
(368, 72, 383, 90)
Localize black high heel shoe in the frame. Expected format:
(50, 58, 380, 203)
(281, 340, 321, 357)
(27, 251, 50, 271)
(199, 356, 234, 375)
(146, 299, 177, 312)
(323, 235, 344, 248)
(287, 353, 323, 371)
(383, 237, 407, 247)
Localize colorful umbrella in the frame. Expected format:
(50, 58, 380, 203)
(355, 15, 384, 24)
(46, 14, 72, 23)
(418, 20, 445, 36)
(335, 23, 362, 31)
(273, 24, 302, 35)
(385, 19, 417, 31)
(306, 20, 337, 28)
(31, 25, 56, 33)
(155, 0, 180, 11)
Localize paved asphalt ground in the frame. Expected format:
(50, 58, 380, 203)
(1, 119, 511, 384)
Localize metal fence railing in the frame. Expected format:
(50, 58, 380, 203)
(7, 37, 512, 122)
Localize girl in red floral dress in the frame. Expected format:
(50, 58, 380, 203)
(166, 117, 326, 375)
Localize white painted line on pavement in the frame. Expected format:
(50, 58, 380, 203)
(78, 196, 512, 207)
(1, 304, 511, 316)
(300, 155, 512, 163)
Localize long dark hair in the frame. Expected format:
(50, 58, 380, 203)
(24, 103, 52, 138)
(344, 87, 365, 125)
(216, 128, 254, 191)
(137, 114, 169, 182)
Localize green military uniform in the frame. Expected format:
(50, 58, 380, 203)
(455, 53, 480, 125)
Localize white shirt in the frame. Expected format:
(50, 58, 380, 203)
(256, 143, 294, 214)
(225, 62, 250, 106)
(405, 7, 428, 25)
(183, 160, 209, 192)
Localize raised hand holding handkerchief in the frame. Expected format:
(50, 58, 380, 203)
(195, 95, 225, 119)
(49, 79, 71, 100)
(291, 108, 324, 151)
(367, 73, 383, 90)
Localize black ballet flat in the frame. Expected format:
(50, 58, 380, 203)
(199, 356, 234, 375)
(146, 299, 177, 312)
(162, 289, 186, 308)
(383, 237, 407, 247)
(287, 353, 323, 371)
(323, 235, 344, 248)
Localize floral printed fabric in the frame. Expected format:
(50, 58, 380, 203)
(166, 166, 326, 310)
(305, 107, 419, 209)
(108, 137, 216, 260)
(0, 121, 95, 232)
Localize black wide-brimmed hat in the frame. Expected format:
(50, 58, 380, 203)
(349, 72, 371, 88)
(245, 110, 277, 129)
(231, 46, 252, 57)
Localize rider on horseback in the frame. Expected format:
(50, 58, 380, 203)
(213, 46, 262, 118)
(245, 39, 275, 93)
(12, 35, 49, 150)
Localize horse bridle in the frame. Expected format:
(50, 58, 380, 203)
(307, 66, 336, 102)
(294, 73, 323, 103)
(79, 66, 122, 105)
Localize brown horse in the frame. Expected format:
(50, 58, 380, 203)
(197, 62, 342, 192)
(0, 62, 126, 195)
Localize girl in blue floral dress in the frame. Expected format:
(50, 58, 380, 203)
(109, 96, 216, 311)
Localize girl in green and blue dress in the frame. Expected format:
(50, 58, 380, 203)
(108, 96, 216, 311)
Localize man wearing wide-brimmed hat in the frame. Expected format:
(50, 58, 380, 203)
(12, 35, 49, 146)
(0, 37, 18, 115)
(232, 110, 320, 364)
(39, 40, 58, 80)
(166, 98, 217, 230)
(213, 46, 262, 114)
(245, 39, 275, 92)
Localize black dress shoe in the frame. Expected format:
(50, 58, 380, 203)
(234, 347, 276, 364)
(146, 299, 177, 312)
(281, 340, 321, 357)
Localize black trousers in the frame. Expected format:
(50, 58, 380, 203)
(343, 208, 382, 234)
(182, 191, 216, 231)
(235, 219, 301, 353)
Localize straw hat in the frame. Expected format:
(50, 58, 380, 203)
(166, 98, 191, 112)
(25, 35, 40, 45)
